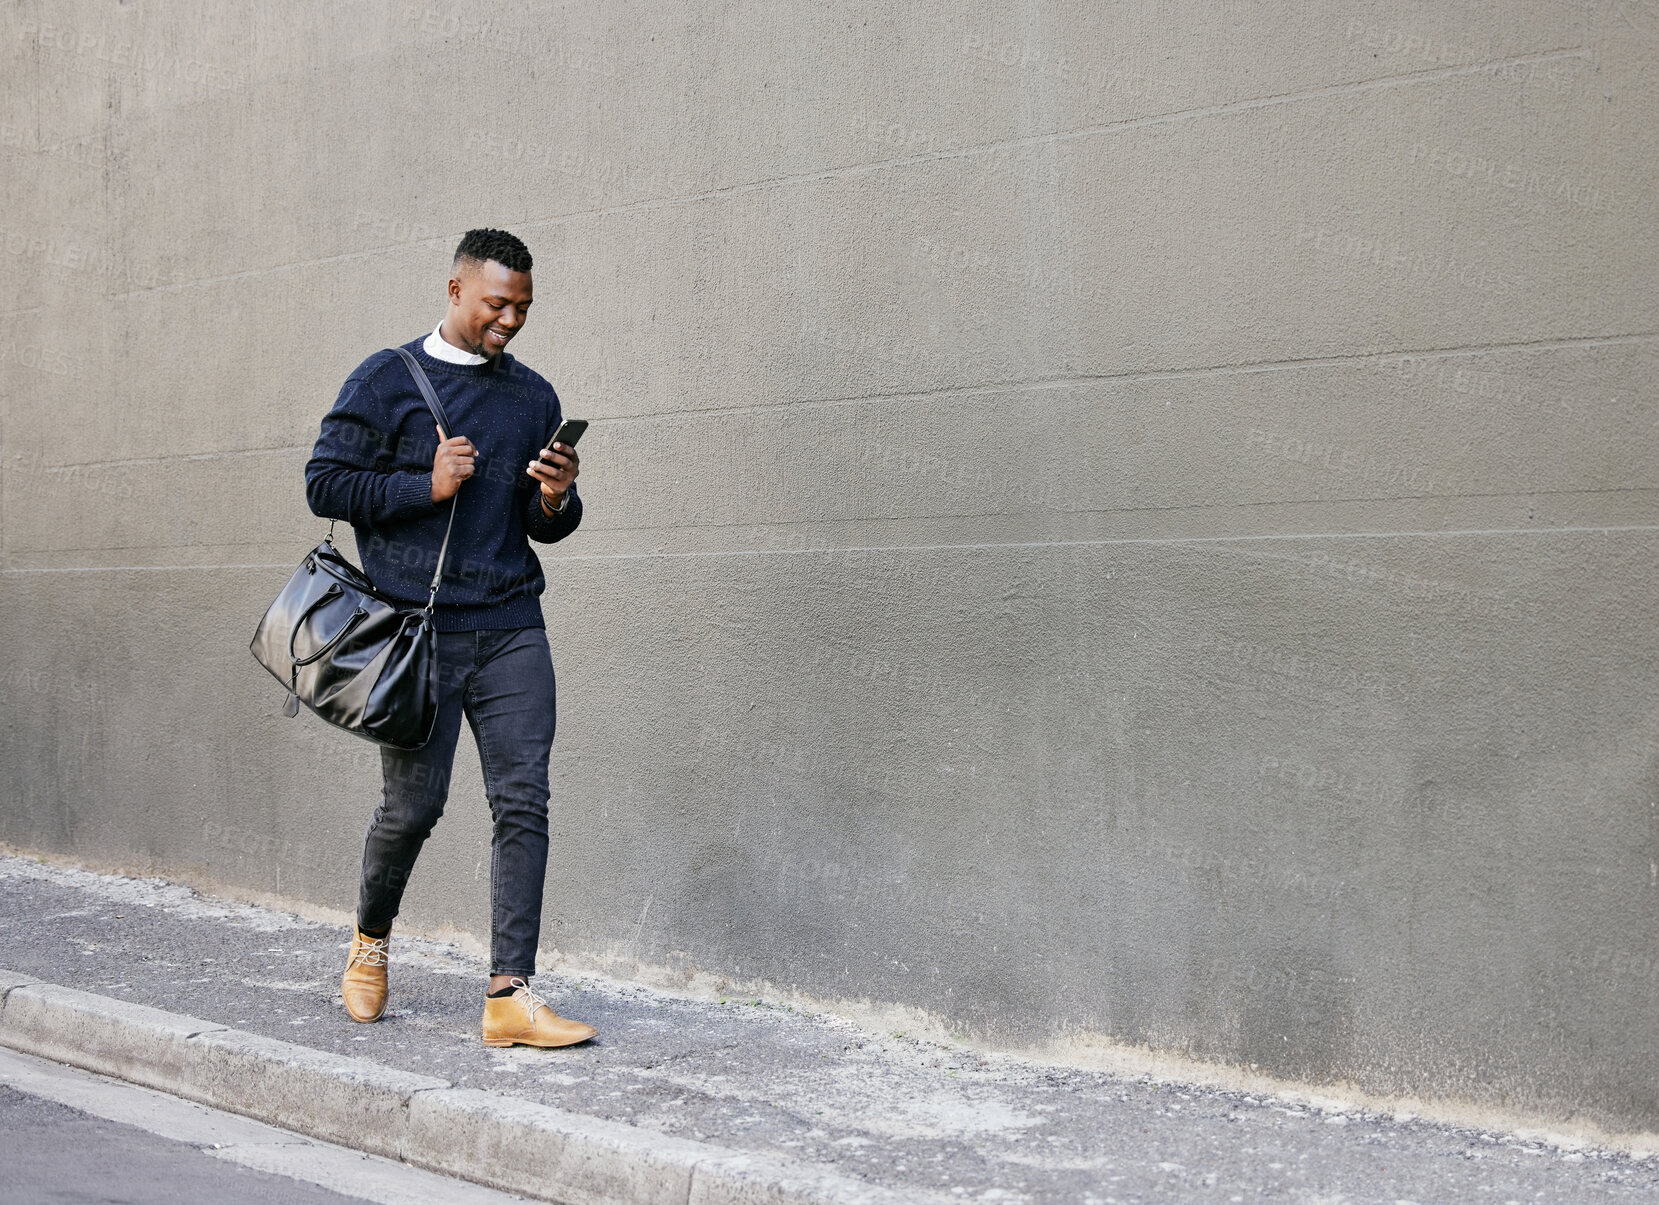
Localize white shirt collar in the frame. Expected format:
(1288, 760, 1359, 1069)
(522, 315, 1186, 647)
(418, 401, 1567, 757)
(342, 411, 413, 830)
(424, 321, 489, 366)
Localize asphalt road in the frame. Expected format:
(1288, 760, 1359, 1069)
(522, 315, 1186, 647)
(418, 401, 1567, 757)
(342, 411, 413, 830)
(0, 1083, 366, 1205)
(0, 1046, 527, 1205)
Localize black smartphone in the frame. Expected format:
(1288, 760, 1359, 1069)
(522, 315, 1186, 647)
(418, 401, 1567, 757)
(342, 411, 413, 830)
(542, 418, 588, 453)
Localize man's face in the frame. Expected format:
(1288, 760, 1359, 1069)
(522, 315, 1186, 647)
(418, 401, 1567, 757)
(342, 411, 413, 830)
(444, 257, 533, 357)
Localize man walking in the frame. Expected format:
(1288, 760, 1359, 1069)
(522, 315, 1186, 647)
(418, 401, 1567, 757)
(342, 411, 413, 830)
(305, 228, 595, 1047)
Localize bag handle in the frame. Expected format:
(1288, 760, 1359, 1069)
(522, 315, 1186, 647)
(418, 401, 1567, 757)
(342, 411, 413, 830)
(394, 347, 461, 613)
(290, 594, 370, 669)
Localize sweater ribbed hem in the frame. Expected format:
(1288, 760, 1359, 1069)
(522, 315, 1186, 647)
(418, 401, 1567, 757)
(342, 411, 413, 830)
(432, 595, 546, 633)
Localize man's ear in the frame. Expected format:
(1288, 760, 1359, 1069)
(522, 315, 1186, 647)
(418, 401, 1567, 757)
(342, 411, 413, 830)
(447, 276, 463, 304)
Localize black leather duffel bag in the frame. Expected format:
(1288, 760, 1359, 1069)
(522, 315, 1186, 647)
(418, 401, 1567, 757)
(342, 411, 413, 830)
(250, 347, 457, 750)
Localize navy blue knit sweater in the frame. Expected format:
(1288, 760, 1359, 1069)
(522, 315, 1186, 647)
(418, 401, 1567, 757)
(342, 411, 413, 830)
(304, 338, 582, 632)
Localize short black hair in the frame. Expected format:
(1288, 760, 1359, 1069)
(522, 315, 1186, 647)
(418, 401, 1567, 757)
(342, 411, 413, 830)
(453, 228, 532, 274)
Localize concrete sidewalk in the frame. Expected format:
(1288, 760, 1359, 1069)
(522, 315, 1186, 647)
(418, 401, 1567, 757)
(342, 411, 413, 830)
(0, 852, 1654, 1204)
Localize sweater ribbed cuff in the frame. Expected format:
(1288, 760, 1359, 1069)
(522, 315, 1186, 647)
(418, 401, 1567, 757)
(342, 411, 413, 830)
(525, 485, 580, 543)
(388, 471, 438, 519)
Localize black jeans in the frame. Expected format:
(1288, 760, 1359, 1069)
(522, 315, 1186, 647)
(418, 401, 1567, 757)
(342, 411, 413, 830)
(357, 627, 556, 977)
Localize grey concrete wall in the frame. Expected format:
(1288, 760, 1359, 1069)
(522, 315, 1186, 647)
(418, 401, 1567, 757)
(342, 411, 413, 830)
(3, 0, 1657, 1132)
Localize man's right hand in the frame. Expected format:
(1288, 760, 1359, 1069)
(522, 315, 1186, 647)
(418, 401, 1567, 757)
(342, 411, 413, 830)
(431, 427, 477, 502)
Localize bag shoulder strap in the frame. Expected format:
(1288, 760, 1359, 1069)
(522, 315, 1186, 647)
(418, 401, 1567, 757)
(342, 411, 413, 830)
(394, 346, 455, 438)
(393, 346, 460, 612)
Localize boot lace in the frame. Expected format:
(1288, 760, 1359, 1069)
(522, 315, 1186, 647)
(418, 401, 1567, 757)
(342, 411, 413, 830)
(509, 977, 549, 1021)
(351, 933, 388, 968)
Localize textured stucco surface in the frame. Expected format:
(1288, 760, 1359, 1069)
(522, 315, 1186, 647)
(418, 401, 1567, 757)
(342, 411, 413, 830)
(2, 1, 1656, 1132)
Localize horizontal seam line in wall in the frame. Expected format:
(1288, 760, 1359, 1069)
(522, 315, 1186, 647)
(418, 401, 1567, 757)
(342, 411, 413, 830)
(583, 485, 1659, 537)
(10, 477, 1650, 557)
(569, 47, 1594, 215)
(0, 134, 105, 159)
(0, 563, 296, 574)
(612, 331, 1659, 423)
(9, 484, 1650, 558)
(538, 523, 1659, 561)
(7, 525, 1656, 573)
(519, 48, 1595, 228)
(5, 541, 303, 553)
(11, 485, 1650, 558)
(104, 238, 453, 301)
(29, 445, 309, 472)
(98, 48, 1588, 301)
(0, 306, 47, 320)
(24, 331, 1657, 469)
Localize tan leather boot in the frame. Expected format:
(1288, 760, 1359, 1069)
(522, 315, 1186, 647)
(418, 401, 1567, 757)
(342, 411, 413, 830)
(482, 978, 596, 1048)
(341, 927, 389, 1023)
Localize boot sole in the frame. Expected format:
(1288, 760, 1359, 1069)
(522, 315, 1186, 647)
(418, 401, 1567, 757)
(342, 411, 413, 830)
(482, 1035, 593, 1048)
